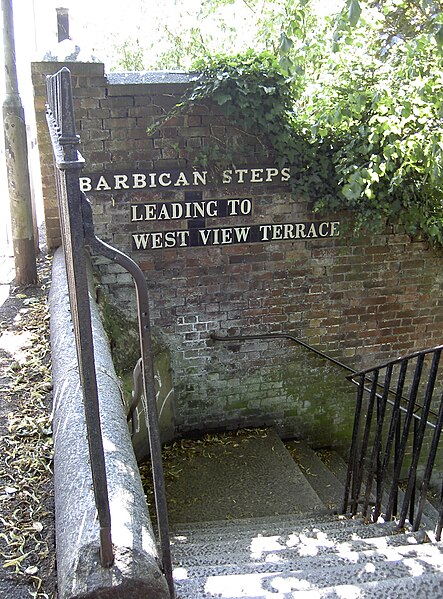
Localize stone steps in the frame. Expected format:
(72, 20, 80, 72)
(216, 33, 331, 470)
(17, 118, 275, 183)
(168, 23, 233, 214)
(171, 515, 419, 552)
(171, 516, 430, 568)
(166, 429, 443, 598)
(171, 514, 442, 598)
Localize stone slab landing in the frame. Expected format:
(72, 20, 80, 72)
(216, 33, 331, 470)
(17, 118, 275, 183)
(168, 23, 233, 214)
(163, 428, 331, 524)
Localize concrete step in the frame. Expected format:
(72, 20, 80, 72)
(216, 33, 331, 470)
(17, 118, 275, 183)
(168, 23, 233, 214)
(174, 569, 443, 599)
(164, 429, 327, 525)
(171, 525, 429, 569)
(171, 513, 420, 546)
(173, 541, 443, 598)
(166, 430, 443, 599)
(284, 441, 346, 512)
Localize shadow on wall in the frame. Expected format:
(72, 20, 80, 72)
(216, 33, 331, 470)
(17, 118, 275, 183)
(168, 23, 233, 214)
(96, 283, 176, 461)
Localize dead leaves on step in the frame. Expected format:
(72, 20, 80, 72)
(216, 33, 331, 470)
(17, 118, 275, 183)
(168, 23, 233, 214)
(140, 428, 269, 514)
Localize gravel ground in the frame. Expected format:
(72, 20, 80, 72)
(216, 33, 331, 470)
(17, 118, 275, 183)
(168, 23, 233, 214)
(0, 252, 56, 598)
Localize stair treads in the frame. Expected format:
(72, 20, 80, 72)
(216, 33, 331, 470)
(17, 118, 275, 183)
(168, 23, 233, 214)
(164, 428, 325, 524)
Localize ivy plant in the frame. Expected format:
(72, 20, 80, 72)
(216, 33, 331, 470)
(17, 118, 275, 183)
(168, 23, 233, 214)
(146, 0, 443, 248)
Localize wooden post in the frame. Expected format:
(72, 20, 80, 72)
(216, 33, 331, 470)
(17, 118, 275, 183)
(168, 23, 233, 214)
(2, 0, 37, 284)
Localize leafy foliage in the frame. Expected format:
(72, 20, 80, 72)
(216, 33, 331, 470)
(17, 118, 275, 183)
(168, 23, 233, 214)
(186, 51, 338, 198)
(143, 0, 443, 246)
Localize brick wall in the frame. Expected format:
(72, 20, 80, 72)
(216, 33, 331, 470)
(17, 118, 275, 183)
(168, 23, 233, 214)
(32, 62, 443, 447)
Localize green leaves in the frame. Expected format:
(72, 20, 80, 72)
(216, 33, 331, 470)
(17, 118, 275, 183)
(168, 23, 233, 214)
(148, 0, 443, 248)
(347, 0, 362, 27)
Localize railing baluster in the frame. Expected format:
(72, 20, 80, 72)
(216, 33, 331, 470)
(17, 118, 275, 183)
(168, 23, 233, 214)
(343, 373, 365, 515)
(386, 354, 425, 522)
(363, 364, 393, 521)
(377, 360, 408, 520)
(436, 484, 443, 541)
(353, 370, 378, 518)
(414, 388, 443, 534)
(399, 350, 440, 528)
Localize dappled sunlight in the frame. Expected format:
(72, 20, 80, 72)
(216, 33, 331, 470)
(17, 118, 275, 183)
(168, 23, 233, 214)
(173, 566, 188, 581)
(202, 572, 366, 598)
(204, 572, 285, 598)
(0, 329, 33, 363)
(173, 518, 443, 597)
(334, 585, 363, 599)
(102, 436, 117, 452)
(336, 541, 359, 563)
(250, 535, 286, 558)
(297, 531, 336, 557)
(109, 487, 135, 546)
(403, 558, 425, 577)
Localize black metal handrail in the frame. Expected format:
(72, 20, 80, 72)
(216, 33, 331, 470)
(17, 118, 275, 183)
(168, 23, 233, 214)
(81, 194, 174, 596)
(211, 333, 440, 427)
(210, 332, 355, 374)
(46, 67, 174, 596)
(343, 344, 443, 540)
(46, 68, 113, 568)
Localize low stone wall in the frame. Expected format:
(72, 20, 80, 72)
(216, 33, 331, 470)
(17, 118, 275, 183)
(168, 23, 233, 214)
(49, 248, 169, 599)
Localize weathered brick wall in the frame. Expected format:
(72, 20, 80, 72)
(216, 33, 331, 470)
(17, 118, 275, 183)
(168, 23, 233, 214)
(32, 62, 443, 447)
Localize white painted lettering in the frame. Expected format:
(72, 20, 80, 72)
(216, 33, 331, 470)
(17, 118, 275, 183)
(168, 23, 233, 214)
(234, 227, 250, 242)
(221, 228, 232, 244)
(158, 173, 171, 186)
(177, 231, 190, 247)
(318, 222, 330, 237)
(331, 221, 340, 236)
(144, 204, 157, 220)
(222, 169, 232, 184)
(132, 233, 150, 250)
(148, 173, 157, 187)
(307, 223, 319, 238)
(212, 229, 220, 245)
(164, 231, 177, 248)
(157, 204, 171, 220)
(227, 199, 240, 215)
(131, 205, 144, 222)
(79, 177, 92, 192)
(235, 169, 248, 183)
(96, 176, 111, 191)
(250, 168, 264, 183)
(171, 203, 183, 219)
(272, 224, 283, 240)
(132, 173, 146, 188)
(265, 168, 279, 182)
(193, 202, 206, 218)
(193, 171, 208, 186)
(199, 229, 212, 245)
(294, 223, 306, 238)
(150, 232, 163, 249)
(281, 167, 291, 182)
(283, 224, 294, 239)
(240, 199, 252, 215)
(174, 172, 190, 187)
(206, 201, 218, 217)
(114, 174, 129, 189)
(260, 225, 272, 241)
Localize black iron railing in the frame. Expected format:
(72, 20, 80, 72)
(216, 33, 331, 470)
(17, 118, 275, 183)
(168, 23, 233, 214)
(46, 67, 174, 596)
(343, 344, 443, 540)
(212, 333, 443, 539)
(46, 67, 113, 567)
